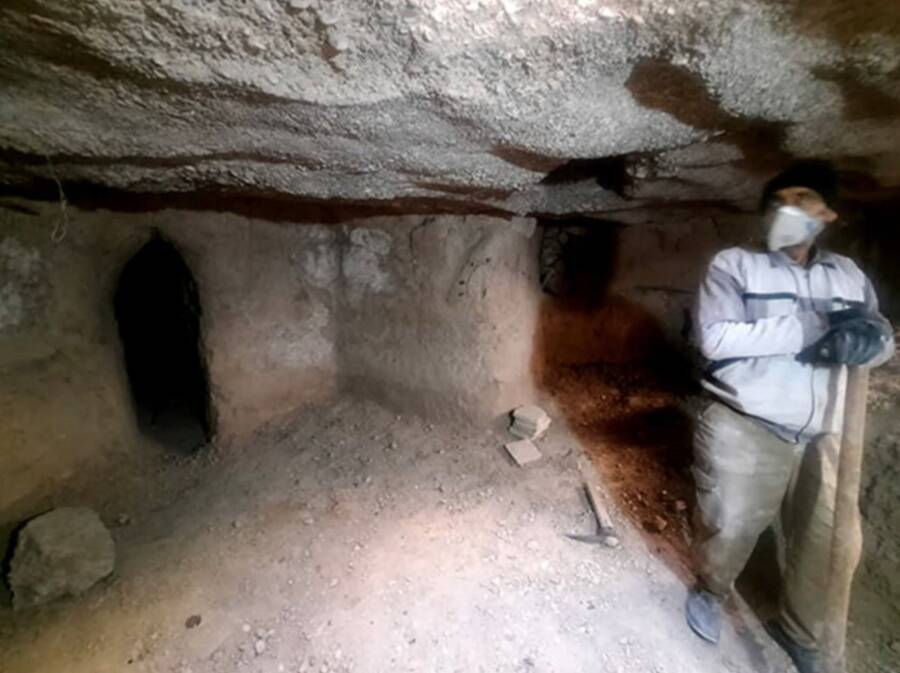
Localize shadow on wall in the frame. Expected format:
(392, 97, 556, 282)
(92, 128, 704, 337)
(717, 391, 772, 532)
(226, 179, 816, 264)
(532, 218, 693, 376)
(827, 190, 900, 320)
(114, 234, 211, 453)
(532, 218, 698, 575)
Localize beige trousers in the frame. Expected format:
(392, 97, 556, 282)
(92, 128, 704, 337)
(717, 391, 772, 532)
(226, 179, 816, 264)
(692, 401, 863, 649)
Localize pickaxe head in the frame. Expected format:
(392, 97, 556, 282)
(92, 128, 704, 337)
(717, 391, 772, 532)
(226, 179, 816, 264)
(565, 532, 621, 548)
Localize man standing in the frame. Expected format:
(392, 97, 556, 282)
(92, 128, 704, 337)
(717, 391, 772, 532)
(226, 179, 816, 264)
(685, 162, 894, 673)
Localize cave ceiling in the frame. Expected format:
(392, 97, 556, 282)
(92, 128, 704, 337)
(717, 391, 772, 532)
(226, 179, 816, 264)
(1, 0, 899, 218)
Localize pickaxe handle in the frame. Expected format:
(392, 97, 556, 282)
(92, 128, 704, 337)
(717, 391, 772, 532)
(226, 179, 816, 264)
(584, 480, 616, 535)
(822, 365, 870, 673)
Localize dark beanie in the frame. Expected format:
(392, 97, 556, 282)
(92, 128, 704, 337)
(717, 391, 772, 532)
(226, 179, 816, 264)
(759, 160, 839, 213)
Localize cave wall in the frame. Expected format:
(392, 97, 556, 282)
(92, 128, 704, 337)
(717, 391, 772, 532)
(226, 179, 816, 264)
(0, 210, 139, 519)
(0, 203, 341, 521)
(334, 215, 540, 420)
(156, 216, 340, 440)
(0, 202, 542, 520)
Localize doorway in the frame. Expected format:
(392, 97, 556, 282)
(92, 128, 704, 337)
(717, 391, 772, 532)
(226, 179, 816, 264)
(114, 234, 210, 452)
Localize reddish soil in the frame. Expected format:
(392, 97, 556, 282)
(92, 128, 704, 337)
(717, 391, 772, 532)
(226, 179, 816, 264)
(542, 362, 697, 578)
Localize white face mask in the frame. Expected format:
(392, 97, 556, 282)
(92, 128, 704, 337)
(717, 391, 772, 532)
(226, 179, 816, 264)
(765, 205, 825, 252)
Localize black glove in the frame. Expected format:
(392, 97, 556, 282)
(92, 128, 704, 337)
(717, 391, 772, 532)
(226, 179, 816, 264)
(798, 316, 890, 366)
(825, 306, 869, 326)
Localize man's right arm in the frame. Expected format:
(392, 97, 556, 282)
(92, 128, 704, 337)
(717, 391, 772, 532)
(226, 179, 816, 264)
(693, 251, 828, 361)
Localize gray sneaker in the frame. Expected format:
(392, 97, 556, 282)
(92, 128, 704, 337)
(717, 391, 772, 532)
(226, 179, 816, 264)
(685, 587, 722, 644)
(763, 620, 822, 673)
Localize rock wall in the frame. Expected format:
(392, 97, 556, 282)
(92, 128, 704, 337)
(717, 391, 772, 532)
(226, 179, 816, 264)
(156, 217, 340, 440)
(0, 202, 542, 520)
(0, 203, 340, 520)
(0, 209, 138, 520)
(334, 215, 540, 420)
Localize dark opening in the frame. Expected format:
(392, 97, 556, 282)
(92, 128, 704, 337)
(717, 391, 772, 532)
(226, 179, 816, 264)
(540, 156, 633, 196)
(114, 235, 210, 452)
(538, 218, 620, 299)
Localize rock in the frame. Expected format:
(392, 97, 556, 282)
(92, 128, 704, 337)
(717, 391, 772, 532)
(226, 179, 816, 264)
(185, 614, 202, 629)
(503, 439, 542, 466)
(8, 507, 115, 609)
(645, 515, 668, 533)
(254, 639, 267, 655)
(509, 406, 551, 440)
(673, 500, 688, 513)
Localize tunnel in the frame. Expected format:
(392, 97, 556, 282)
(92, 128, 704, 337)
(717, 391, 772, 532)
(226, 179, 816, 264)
(113, 235, 210, 452)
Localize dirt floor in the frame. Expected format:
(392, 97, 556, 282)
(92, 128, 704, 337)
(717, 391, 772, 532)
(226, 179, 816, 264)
(0, 389, 813, 673)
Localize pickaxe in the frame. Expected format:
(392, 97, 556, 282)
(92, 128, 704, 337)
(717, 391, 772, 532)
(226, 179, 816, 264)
(567, 475, 621, 549)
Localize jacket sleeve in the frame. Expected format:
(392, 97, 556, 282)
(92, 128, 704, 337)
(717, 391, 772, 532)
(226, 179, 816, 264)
(862, 275, 895, 368)
(693, 252, 828, 361)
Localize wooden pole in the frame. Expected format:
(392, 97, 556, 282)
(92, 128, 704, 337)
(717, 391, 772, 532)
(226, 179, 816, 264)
(822, 365, 870, 673)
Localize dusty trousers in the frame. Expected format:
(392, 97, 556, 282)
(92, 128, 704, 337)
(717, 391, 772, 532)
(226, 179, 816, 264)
(691, 401, 863, 649)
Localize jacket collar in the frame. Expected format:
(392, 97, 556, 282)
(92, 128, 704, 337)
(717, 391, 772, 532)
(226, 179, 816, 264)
(767, 245, 837, 269)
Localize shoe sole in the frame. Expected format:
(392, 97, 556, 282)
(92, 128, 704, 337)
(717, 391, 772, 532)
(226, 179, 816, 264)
(686, 608, 720, 644)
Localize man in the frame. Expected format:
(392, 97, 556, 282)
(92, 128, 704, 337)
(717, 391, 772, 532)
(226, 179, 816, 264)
(684, 162, 894, 673)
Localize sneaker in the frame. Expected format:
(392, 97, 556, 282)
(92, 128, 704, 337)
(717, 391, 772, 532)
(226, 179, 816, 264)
(763, 620, 822, 673)
(685, 587, 722, 644)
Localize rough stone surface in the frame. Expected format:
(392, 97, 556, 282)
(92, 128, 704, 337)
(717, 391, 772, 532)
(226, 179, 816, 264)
(2, 1, 899, 214)
(0, 201, 542, 520)
(0, 234, 45, 333)
(8, 507, 115, 609)
(336, 214, 541, 420)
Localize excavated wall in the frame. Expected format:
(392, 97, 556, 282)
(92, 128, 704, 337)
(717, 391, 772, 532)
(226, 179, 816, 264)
(0, 202, 540, 522)
(0, 211, 137, 522)
(336, 215, 540, 418)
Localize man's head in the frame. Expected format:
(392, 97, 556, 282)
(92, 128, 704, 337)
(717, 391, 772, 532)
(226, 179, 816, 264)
(760, 161, 839, 262)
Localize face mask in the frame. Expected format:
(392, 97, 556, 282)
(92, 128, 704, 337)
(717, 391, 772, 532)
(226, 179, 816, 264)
(765, 205, 825, 252)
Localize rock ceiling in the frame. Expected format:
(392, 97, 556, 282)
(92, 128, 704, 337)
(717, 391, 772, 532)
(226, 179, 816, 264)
(1, 0, 899, 217)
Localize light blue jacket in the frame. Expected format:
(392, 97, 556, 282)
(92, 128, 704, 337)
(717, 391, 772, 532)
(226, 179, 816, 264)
(694, 246, 894, 443)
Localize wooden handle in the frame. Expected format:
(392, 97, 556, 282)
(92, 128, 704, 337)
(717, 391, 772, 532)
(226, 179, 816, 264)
(822, 365, 870, 673)
(584, 481, 615, 533)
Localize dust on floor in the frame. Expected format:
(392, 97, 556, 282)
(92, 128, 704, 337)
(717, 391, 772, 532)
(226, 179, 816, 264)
(1, 396, 801, 673)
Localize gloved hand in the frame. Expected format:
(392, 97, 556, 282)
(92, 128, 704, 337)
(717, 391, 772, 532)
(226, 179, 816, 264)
(798, 315, 891, 366)
(825, 307, 869, 326)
